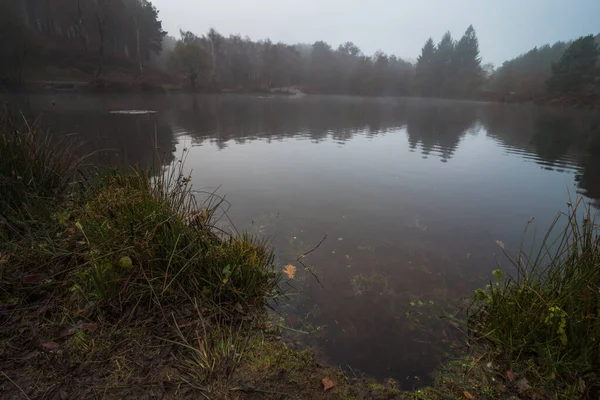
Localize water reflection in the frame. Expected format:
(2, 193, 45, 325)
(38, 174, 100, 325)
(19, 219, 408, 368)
(8, 94, 176, 170)
(170, 95, 409, 148)
(406, 101, 477, 161)
(9, 93, 600, 387)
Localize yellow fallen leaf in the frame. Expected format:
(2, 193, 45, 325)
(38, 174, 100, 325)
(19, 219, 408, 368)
(463, 391, 475, 400)
(283, 264, 297, 279)
(322, 377, 335, 392)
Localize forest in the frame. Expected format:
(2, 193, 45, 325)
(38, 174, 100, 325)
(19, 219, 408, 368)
(1, 0, 599, 103)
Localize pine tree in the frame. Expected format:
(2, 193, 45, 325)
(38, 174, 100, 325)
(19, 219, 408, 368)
(416, 38, 436, 96)
(547, 35, 599, 94)
(453, 25, 483, 97)
(434, 32, 455, 96)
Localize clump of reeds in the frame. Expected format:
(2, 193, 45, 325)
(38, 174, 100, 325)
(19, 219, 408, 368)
(468, 198, 600, 395)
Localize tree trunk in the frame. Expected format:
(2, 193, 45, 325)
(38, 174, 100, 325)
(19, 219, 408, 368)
(95, 16, 105, 78)
(135, 16, 144, 77)
(76, 0, 88, 54)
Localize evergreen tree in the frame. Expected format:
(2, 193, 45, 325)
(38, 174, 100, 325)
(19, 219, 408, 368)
(415, 38, 436, 96)
(547, 35, 599, 94)
(453, 25, 483, 97)
(434, 32, 455, 96)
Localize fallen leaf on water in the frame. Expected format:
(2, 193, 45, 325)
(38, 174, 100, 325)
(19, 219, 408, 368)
(463, 391, 475, 399)
(322, 377, 335, 392)
(495, 240, 505, 249)
(506, 369, 515, 382)
(283, 264, 297, 279)
(448, 320, 460, 329)
(41, 342, 59, 353)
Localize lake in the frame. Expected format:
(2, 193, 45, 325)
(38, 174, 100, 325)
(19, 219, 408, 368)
(11, 93, 600, 388)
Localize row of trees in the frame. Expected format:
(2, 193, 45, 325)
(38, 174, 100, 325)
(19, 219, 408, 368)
(166, 25, 489, 98)
(167, 29, 415, 96)
(0, 0, 166, 87)
(156, 24, 600, 100)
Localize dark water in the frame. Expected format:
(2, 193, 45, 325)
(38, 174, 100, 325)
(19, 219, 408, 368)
(12, 93, 600, 387)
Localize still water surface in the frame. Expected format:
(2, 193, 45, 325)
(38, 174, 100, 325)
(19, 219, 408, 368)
(17, 93, 600, 387)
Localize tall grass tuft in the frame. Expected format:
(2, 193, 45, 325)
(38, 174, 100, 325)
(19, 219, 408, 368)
(0, 111, 80, 222)
(67, 164, 279, 315)
(468, 198, 600, 393)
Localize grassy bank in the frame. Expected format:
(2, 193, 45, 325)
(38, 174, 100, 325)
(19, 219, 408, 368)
(0, 115, 281, 398)
(1, 115, 599, 399)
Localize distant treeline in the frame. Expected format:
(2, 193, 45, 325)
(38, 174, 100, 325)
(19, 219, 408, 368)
(1, 0, 599, 102)
(0, 0, 166, 88)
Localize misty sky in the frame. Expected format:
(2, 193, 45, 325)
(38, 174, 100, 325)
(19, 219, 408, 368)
(152, 0, 600, 66)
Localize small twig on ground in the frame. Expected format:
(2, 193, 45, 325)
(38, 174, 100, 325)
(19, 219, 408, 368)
(1, 371, 31, 400)
(231, 386, 288, 397)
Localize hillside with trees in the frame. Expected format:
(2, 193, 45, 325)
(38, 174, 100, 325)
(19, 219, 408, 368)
(487, 34, 600, 105)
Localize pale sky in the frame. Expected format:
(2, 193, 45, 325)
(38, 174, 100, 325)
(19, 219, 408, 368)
(152, 0, 600, 66)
